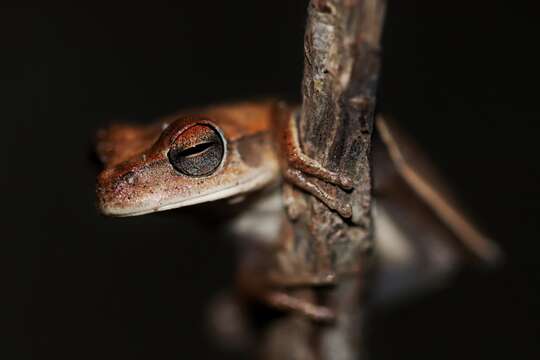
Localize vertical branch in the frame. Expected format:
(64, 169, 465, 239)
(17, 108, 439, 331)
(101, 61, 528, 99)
(262, 1, 385, 359)
(301, 0, 385, 231)
(301, 1, 386, 358)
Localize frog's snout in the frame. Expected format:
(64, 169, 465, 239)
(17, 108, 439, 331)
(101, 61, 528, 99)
(96, 167, 139, 217)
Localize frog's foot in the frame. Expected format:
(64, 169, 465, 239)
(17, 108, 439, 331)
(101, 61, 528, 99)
(282, 111, 353, 218)
(284, 168, 352, 218)
(262, 290, 336, 323)
(237, 258, 336, 323)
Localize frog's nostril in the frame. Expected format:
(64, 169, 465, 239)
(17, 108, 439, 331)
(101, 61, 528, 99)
(96, 167, 143, 216)
(97, 168, 136, 192)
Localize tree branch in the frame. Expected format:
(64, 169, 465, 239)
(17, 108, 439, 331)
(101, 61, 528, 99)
(261, 1, 386, 359)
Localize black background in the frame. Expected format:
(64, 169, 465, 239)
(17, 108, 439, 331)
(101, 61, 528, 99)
(2, 1, 539, 359)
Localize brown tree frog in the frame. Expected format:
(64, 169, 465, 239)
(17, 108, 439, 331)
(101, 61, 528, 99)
(96, 100, 500, 319)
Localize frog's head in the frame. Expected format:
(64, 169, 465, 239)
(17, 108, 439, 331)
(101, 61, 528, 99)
(96, 103, 280, 217)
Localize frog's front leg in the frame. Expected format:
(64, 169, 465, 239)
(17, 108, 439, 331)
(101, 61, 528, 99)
(279, 107, 354, 218)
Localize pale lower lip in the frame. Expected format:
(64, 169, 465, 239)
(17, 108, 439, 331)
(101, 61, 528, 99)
(100, 169, 277, 217)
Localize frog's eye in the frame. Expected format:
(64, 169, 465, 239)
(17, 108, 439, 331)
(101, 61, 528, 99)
(168, 124, 225, 177)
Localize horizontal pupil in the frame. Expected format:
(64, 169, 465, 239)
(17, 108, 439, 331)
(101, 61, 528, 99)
(179, 142, 215, 157)
(167, 125, 225, 177)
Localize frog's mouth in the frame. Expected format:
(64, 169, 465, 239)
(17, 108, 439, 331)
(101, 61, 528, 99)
(98, 169, 277, 217)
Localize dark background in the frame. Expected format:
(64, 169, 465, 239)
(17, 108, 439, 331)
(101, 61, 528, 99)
(2, 1, 539, 359)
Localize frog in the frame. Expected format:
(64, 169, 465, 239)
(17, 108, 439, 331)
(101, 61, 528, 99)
(96, 100, 500, 320)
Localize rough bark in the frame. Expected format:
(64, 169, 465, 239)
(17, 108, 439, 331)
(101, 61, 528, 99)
(261, 1, 386, 359)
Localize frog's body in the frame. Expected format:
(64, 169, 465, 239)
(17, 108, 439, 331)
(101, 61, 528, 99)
(96, 100, 500, 318)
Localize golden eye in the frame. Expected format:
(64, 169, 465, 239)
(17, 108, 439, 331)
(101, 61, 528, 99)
(167, 124, 225, 177)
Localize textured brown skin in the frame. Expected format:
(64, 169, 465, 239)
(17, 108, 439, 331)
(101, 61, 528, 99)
(96, 101, 283, 216)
